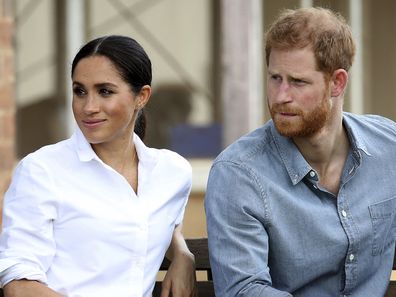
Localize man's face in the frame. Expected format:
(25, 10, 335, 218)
(267, 47, 332, 138)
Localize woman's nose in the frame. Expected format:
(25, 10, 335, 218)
(83, 96, 100, 114)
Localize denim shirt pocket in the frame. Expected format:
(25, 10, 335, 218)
(369, 196, 396, 256)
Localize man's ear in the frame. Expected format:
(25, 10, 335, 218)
(136, 85, 152, 110)
(330, 69, 348, 97)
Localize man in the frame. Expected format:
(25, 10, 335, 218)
(205, 7, 396, 297)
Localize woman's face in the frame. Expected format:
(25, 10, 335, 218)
(72, 55, 147, 147)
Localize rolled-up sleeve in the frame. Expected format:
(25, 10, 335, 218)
(204, 161, 292, 297)
(0, 156, 58, 287)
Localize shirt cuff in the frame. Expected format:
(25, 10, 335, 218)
(0, 262, 47, 287)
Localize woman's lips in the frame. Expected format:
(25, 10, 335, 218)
(82, 119, 106, 128)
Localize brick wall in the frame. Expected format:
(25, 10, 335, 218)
(0, 0, 15, 212)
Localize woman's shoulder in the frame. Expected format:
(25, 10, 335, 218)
(20, 138, 74, 168)
(150, 147, 192, 174)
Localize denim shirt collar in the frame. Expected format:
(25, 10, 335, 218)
(342, 112, 371, 157)
(270, 124, 311, 185)
(270, 113, 372, 186)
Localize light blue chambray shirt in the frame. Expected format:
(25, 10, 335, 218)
(205, 112, 396, 297)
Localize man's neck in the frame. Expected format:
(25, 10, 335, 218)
(293, 113, 350, 195)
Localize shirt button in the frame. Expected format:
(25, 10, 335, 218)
(349, 254, 355, 261)
(309, 170, 316, 177)
(341, 210, 347, 217)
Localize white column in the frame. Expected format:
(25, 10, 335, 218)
(65, 0, 85, 136)
(221, 0, 264, 146)
(349, 0, 364, 114)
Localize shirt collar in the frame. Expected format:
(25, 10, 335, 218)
(342, 113, 371, 157)
(133, 133, 158, 172)
(270, 123, 312, 185)
(73, 127, 98, 162)
(72, 127, 158, 172)
(270, 113, 372, 186)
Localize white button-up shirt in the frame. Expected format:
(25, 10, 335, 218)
(0, 128, 192, 297)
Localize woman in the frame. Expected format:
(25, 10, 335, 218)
(0, 35, 196, 297)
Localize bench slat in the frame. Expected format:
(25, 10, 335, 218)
(154, 238, 214, 297)
(159, 238, 211, 271)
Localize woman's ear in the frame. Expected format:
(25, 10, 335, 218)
(136, 85, 152, 110)
(330, 69, 348, 97)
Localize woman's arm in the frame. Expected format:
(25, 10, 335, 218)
(0, 158, 57, 290)
(4, 280, 64, 297)
(160, 224, 197, 297)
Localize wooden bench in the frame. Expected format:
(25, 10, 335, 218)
(152, 238, 396, 297)
(0, 239, 394, 296)
(152, 237, 214, 297)
(387, 250, 396, 297)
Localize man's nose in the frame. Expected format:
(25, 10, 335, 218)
(274, 81, 292, 104)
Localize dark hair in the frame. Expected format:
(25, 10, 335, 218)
(71, 35, 152, 139)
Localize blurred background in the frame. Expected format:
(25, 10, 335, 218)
(1, 0, 396, 238)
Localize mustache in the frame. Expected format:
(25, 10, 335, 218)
(270, 104, 302, 115)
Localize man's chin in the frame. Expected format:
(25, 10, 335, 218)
(275, 126, 301, 138)
(274, 119, 302, 137)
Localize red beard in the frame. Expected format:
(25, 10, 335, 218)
(269, 95, 331, 138)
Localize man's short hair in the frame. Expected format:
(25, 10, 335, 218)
(265, 7, 356, 76)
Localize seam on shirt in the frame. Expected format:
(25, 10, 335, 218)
(211, 160, 271, 228)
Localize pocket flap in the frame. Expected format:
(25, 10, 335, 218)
(369, 197, 396, 219)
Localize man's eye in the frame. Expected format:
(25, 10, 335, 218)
(292, 78, 306, 85)
(271, 75, 282, 82)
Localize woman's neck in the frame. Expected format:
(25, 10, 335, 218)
(92, 137, 139, 192)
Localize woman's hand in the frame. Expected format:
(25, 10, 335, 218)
(160, 225, 197, 297)
(4, 279, 65, 297)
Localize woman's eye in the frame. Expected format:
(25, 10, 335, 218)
(99, 88, 114, 96)
(73, 87, 86, 96)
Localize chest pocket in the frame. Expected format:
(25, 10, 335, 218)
(369, 196, 396, 256)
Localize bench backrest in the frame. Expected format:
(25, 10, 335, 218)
(153, 238, 396, 297)
(152, 237, 214, 297)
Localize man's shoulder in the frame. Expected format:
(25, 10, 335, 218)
(344, 113, 396, 153)
(344, 112, 396, 136)
(215, 121, 275, 165)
